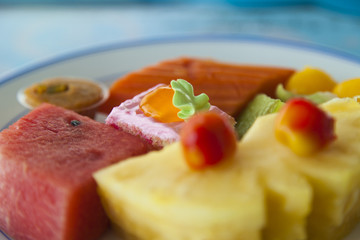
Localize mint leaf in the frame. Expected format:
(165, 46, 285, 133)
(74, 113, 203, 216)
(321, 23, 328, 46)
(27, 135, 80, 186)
(171, 79, 210, 120)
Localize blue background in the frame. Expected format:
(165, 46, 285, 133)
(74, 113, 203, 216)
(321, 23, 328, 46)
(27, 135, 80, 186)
(1, 0, 360, 78)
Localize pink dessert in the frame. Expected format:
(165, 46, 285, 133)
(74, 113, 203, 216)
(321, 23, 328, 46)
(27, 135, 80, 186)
(0, 103, 150, 240)
(106, 84, 235, 149)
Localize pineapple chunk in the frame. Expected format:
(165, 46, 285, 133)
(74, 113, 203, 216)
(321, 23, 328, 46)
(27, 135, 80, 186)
(95, 97, 360, 240)
(240, 124, 312, 240)
(94, 143, 265, 240)
(242, 98, 360, 240)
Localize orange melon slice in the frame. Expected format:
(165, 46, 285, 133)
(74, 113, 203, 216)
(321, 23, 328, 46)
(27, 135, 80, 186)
(100, 57, 294, 116)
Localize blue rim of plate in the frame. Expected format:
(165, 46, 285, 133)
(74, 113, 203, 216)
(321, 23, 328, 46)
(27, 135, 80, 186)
(1, 34, 360, 87)
(0, 230, 11, 240)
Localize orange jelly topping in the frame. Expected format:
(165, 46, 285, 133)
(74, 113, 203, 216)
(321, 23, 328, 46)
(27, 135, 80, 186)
(140, 85, 184, 123)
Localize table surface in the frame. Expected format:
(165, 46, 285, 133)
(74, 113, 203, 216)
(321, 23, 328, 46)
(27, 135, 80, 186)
(1, 2, 360, 79)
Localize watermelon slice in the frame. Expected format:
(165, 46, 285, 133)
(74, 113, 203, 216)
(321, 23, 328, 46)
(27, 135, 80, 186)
(0, 103, 150, 240)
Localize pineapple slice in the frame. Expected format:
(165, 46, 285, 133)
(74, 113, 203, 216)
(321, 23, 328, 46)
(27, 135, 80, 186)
(238, 138, 312, 240)
(94, 143, 265, 240)
(95, 97, 360, 240)
(242, 98, 360, 240)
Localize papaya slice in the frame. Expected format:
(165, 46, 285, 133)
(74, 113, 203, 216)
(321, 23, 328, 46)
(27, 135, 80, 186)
(99, 57, 294, 117)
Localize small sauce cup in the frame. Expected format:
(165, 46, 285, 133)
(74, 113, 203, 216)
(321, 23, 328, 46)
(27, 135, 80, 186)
(17, 77, 109, 119)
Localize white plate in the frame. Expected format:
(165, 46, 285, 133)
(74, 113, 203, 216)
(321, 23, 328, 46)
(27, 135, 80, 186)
(1, 35, 360, 240)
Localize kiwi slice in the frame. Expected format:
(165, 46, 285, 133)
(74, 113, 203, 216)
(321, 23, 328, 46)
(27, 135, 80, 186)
(276, 84, 336, 104)
(235, 94, 284, 139)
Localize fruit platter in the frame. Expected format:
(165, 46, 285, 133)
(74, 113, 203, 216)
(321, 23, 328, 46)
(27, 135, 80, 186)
(1, 36, 360, 240)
